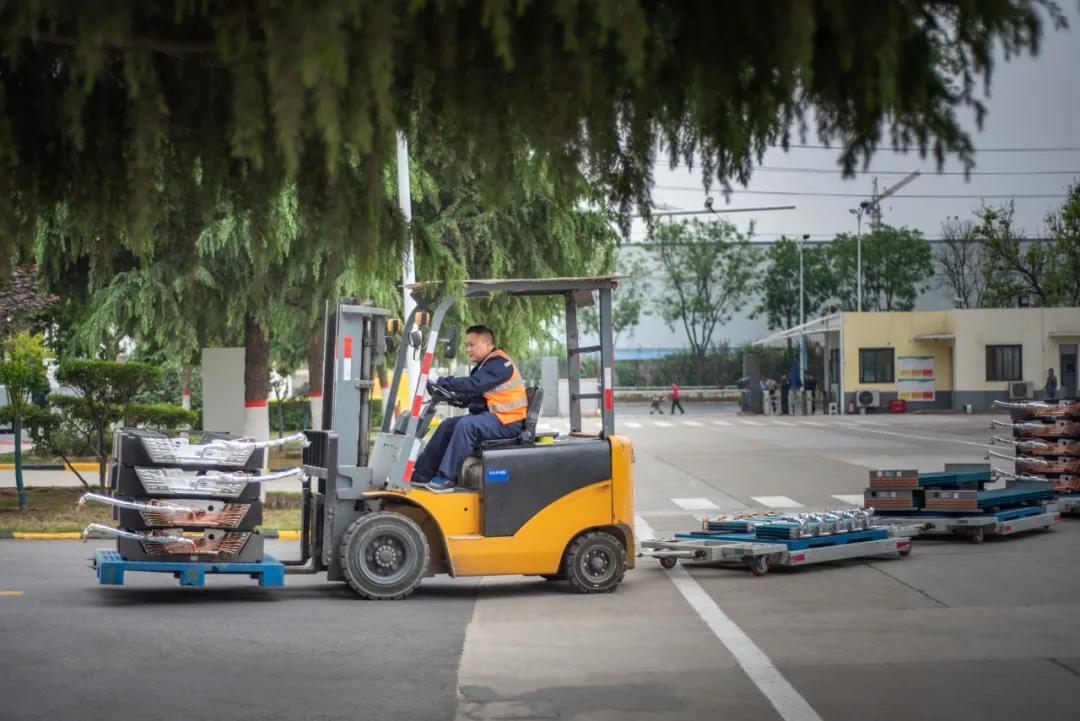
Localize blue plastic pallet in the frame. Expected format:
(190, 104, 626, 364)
(674, 527, 889, 551)
(898, 506, 1047, 522)
(94, 550, 285, 588)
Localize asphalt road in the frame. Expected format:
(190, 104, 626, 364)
(2, 408, 1079, 721)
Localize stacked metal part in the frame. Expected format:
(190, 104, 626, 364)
(81, 429, 307, 562)
(704, 508, 875, 540)
(991, 399, 1080, 496)
(864, 468, 991, 512)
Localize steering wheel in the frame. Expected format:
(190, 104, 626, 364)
(426, 380, 465, 407)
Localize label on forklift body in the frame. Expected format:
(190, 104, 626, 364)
(486, 468, 510, 483)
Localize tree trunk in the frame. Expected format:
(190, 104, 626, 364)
(13, 419, 27, 510)
(308, 313, 325, 430)
(243, 313, 270, 446)
(181, 364, 192, 410)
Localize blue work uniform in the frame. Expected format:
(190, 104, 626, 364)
(412, 353, 525, 483)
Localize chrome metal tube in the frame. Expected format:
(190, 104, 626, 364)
(81, 523, 195, 546)
(198, 466, 305, 484)
(79, 493, 196, 516)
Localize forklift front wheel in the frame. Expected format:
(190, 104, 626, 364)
(340, 512, 430, 600)
(565, 531, 627, 594)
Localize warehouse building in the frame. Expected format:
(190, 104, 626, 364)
(757, 308, 1079, 412)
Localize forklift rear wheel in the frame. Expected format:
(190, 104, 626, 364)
(340, 512, 430, 600)
(565, 531, 626, 594)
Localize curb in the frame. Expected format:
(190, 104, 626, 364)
(0, 529, 300, 540)
(0, 463, 100, 471)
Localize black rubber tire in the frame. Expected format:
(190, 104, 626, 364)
(659, 556, 678, 570)
(898, 546, 912, 558)
(969, 527, 985, 544)
(564, 531, 627, 594)
(339, 512, 429, 600)
(750, 556, 769, 576)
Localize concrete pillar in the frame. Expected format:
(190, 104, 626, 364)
(541, 356, 560, 416)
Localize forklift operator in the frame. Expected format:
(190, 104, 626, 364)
(412, 325, 527, 491)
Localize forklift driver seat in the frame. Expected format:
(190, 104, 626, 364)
(480, 386, 544, 448)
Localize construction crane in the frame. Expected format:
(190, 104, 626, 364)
(869, 171, 921, 230)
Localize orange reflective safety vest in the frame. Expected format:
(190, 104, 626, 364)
(483, 350, 528, 425)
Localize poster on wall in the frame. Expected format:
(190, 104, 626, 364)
(898, 355, 935, 401)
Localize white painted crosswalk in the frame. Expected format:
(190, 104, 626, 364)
(681, 420, 702, 427)
(750, 495, 804, 509)
(535, 414, 903, 434)
(671, 497, 721, 511)
(831, 494, 866, 505)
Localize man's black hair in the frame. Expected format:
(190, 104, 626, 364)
(466, 324, 495, 344)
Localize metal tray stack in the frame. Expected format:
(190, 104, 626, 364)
(864, 468, 990, 513)
(703, 508, 875, 541)
(82, 429, 306, 563)
(990, 399, 1080, 504)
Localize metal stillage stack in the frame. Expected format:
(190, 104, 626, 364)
(82, 429, 306, 563)
(990, 399, 1080, 515)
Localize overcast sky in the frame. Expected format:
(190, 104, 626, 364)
(618, 8, 1080, 349)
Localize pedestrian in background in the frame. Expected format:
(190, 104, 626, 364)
(649, 393, 664, 414)
(670, 381, 685, 415)
(780, 374, 791, 415)
(1045, 368, 1058, 400)
(765, 377, 778, 414)
(804, 372, 818, 414)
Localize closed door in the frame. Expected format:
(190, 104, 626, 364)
(1061, 344, 1078, 398)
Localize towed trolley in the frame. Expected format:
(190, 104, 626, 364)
(873, 505, 1061, 544)
(641, 525, 918, 576)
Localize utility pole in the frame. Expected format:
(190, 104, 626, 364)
(798, 234, 808, 414)
(396, 133, 418, 410)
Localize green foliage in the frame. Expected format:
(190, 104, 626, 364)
(973, 202, 1061, 307)
(648, 219, 760, 382)
(53, 359, 164, 488)
(580, 256, 650, 345)
(0, 332, 49, 422)
(127, 403, 198, 430)
(0, 331, 49, 508)
(1, 1, 1062, 261)
(828, 228, 934, 311)
(269, 398, 312, 433)
(1048, 183, 1080, 307)
(754, 237, 835, 332)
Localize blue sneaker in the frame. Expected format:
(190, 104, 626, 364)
(425, 474, 455, 493)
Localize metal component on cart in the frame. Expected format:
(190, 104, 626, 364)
(992, 467, 1050, 484)
(132, 466, 303, 498)
(137, 433, 309, 466)
(872, 506, 1060, 543)
(985, 449, 1048, 465)
(81, 523, 195, 547)
(991, 419, 1080, 438)
(78, 493, 197, 517)
(993, 399, 1080, 419)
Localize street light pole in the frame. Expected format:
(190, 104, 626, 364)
(798, 234, 808, 414)
(849, 201, 870, 312)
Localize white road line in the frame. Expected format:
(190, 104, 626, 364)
(654, 421, 673, 427)
(636, 517, 824, 721)
(750, 496, 804, 508)
(831, 494, 866, 506)
(672, 497, 721, 511)
(771, 420, 797, 427)
(682, 420, 703, 427)
(843, 424, 992, 449)
(742, 420, 765, 426)
(711, 419, 733, 426)
(625, 421, 643, 428)
(800, 421, 828, 427)
(633, 515, 656, 542)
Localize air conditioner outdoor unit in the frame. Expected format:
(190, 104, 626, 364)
(856, 390, 881, 409)
(1009, 381, 1034, 400)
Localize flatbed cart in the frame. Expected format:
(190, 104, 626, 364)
(640, 526, 919, 576)
(872, 505, 1060, 544)
(1055, 495, 1080, 515)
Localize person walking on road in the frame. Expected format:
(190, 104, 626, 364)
(1045, 368, 1058, 400)
(780, 374, 791, 415)
(670, 382, 685, 415)
(804, 372, 818, 414)
(649, 393, 664, 414)
(765, 377, 778, 414)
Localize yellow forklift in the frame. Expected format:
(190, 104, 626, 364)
(290, 277, 635, 599)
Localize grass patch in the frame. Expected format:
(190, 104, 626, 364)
(0, 487, 301, 533)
